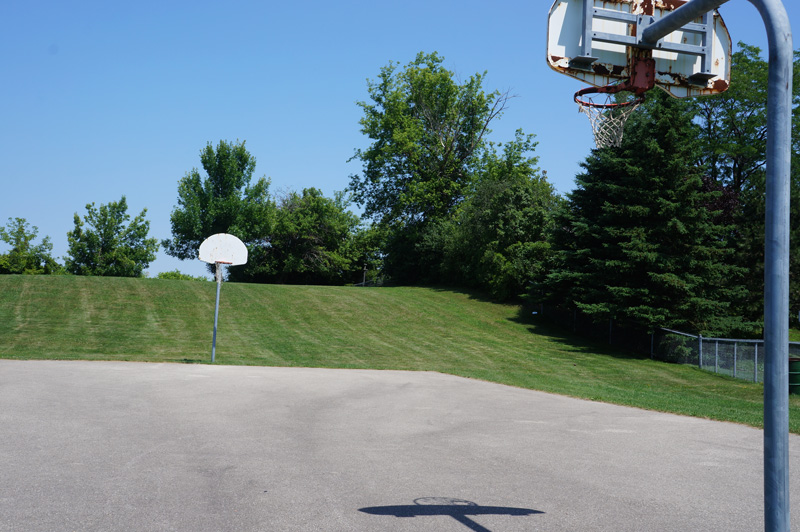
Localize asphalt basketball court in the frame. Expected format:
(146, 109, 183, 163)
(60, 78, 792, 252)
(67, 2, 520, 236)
(1, 359, 798, 531)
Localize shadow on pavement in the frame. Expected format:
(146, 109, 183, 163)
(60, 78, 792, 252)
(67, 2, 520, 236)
(359, 497, 543, 532)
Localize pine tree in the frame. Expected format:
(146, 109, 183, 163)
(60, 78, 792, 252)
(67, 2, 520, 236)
(547, 91, 746, 336)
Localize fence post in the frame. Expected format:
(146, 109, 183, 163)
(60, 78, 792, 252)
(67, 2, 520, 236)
(715, 340, 719, 374)
(734, 342, 737, 379)
(754, 343, 759, 383)
(698, 334, 703, 369)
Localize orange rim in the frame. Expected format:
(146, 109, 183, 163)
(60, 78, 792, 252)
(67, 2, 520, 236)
(574, 85, 646, 109)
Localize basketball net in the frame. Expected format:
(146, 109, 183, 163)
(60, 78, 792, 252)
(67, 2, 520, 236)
(574, 56, 655, 149)
(577, 93, 642, 149)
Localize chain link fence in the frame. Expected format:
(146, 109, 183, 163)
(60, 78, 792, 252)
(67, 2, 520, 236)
(652, 328, 800, 383)
(539, 306, 800, 384)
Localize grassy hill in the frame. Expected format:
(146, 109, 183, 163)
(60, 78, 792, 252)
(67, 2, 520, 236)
(2, 274, 798, 432)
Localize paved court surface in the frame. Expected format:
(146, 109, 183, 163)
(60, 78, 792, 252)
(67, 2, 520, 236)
(1, 360, 798, 531)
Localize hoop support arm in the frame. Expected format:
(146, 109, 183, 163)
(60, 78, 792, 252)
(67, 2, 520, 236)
(574, 57, 655, 108)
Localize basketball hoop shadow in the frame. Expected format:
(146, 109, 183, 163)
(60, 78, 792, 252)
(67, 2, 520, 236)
(359, 497, 543, 532)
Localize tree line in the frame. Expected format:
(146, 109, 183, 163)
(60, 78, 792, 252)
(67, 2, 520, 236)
(3, 46, 798, 338)
(0, 179, 371, 284)
(545, 44, 800, 337)
(343, 47, 800, 337)
(0, 198, 158, 278)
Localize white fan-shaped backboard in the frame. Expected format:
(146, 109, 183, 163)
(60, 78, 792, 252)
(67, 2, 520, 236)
(198, 233, 248, 265)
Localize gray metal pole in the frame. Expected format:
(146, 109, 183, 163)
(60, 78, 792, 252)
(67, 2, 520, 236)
(699, 334, 703, 369)
(753, 2, 793, 529)
(211, 262, 222, 363)
(641, 0, 730, 45)
(641, 2, 792, 529)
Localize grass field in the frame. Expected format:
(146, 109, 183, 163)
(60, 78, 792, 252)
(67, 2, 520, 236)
(2, 274, 799, 432)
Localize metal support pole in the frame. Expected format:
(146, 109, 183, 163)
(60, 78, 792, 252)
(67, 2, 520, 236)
(211, 262, 222, 363)
(641, 0, 730, 45)
(750, 2, 793, 529)
(581, 0, 593, 58)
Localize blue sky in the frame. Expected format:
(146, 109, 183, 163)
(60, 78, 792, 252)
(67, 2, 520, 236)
(1, 0, 796, 278)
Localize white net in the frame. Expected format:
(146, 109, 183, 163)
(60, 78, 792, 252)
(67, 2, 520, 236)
(577, 93, 641, 149)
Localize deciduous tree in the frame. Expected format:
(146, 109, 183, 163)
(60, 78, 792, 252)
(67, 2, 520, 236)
(162, 140, 275, 263)
(348, 52, 510, 282)
(693, 44, 800, 324)
(349, 52, 509, 225)
(0, 218, 61, 274)
(65, 196, 158, 277)
(443, 132, 560, 299)
(232, 189, 376, 285)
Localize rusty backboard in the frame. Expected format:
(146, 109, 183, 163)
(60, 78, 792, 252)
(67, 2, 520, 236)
(547, 0, 731, 98)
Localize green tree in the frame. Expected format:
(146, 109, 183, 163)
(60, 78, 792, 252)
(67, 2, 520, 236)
(348, 52, 510, 282)
(0, 218, 61, 274)
(162, 140, 275, 263)
(547, 92, 746, 335)
(694, 44, 771, 191)
(156, 270, 208, 281)
(232, 189, 375, 285)
(443, 132, 560, 300)
(65, 196, 158, 277)
(693, 44, 800, 325)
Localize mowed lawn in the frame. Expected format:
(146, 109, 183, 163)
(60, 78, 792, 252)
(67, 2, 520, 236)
(2, 274, 799, 432)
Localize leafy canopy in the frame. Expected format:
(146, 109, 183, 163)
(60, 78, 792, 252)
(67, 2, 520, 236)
(65, 196, 158, 277)
(232, 188, 375, 285)
(692, 43, 800, 324)
(443, 131, 560, 299)
(156, 270, 209, 281)
(0, 218, 61, 275)
(163, 140, 274, 261)
(349, 51, 509, 226)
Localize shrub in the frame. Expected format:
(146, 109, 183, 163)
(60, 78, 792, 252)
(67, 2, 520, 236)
(156, 270, 208, 281)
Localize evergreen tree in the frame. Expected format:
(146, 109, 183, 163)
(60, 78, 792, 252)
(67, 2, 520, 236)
(547, 91, 746, 335)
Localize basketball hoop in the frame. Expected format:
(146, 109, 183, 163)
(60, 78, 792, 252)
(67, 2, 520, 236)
(575, 89, 643, 149)
(198, 233, 248, 363)
(573, 56, 655, 149)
